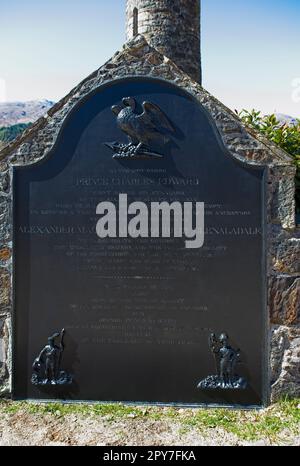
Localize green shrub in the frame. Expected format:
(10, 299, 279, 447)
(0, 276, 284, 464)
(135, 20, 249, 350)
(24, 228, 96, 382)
(238, 110, 300, 215)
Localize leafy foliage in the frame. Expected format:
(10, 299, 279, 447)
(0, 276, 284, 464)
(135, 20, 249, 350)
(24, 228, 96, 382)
(0, 123, 30, 144)
(238, 109, 300, 214)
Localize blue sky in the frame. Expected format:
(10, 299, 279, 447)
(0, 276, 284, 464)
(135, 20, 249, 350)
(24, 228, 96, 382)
(1, 0, 300, 116)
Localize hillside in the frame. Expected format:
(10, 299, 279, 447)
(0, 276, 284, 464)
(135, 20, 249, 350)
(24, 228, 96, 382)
(0, 100, 54, 127)
(0, 123, 31, 142)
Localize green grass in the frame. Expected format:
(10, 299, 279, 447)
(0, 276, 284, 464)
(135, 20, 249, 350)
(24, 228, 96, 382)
(0, 398, 299, 442)
(0, 400, 144, 419)
(179, 399, 300, 441)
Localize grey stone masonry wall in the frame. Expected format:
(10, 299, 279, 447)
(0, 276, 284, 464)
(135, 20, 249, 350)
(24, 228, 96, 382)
(126, 0, 201, 83)
(0, 35, 299, 401)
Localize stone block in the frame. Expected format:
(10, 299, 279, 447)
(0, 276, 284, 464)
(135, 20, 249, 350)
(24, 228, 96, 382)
(0, 268, 10, 312)
(270, 325, 300, 401)
(0, 318, 9, 391)
(273, 237, 300, 275)
(269, 167, 296, 230)
(269, 276, 300, 325)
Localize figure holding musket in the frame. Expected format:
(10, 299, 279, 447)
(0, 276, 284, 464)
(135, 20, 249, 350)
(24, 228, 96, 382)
(32, 328, 71, 386)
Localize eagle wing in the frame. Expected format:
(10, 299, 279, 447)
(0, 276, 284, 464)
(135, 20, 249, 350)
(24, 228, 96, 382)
(139, 102, 175, 133)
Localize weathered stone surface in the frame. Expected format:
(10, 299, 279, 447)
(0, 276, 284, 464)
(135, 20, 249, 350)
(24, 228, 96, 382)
(0, 318, 9, 395)
(0, 196, 11, 244)
(268, 223, 300, 278)
(270, 325, 300, 401)
(270, 276, 300, 325)
(126, 0, 201, 82)
(0, 248, 10, 262)
(0, 170, 9, 194)
(273, 237, 300, 275)
(0, 269, 10, 313)
(268, 166, 296, 230)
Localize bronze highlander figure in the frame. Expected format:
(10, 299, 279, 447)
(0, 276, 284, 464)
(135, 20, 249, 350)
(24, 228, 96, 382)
(197, 332, 247, 390)
(31, 328, 72, 386)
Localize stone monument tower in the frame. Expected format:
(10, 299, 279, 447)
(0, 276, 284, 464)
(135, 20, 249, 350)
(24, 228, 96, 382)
(126, 0, 202, 83)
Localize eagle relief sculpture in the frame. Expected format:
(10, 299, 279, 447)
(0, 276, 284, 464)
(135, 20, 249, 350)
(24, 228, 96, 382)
(104, 97, 175, 159)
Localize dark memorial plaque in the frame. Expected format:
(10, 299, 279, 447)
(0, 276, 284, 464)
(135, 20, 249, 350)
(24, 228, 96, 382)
(13, 78, 268, 407)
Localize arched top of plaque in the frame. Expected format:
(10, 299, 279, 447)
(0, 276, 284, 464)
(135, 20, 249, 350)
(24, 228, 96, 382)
(14, 77, 266, 178)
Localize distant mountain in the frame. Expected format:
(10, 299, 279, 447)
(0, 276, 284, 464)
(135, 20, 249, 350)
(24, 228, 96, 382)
(0, 99, 55, 127)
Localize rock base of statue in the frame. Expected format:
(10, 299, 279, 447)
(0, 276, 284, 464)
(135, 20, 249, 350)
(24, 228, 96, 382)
(31, 371, 73, 386)
(197, 375, 247, 390)
(105, 142, 163, 159)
